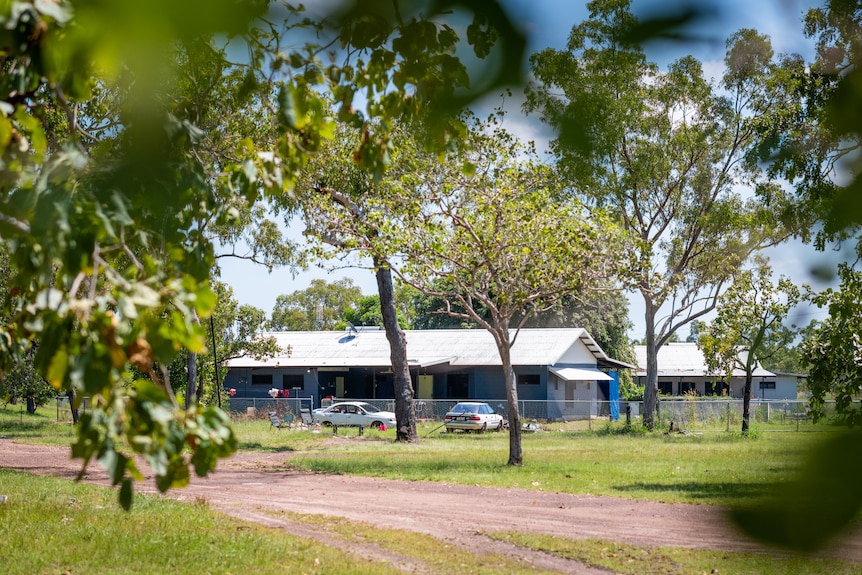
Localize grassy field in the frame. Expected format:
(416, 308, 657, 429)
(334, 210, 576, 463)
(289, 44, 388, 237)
(230, 414, 828, 507)
(0, 469, 402, 575)
(2, 403, 859, 574)
(0, 403, 836, 507)
(0, 469, 857, 575)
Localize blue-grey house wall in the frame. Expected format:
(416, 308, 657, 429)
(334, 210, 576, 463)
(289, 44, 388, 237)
(224, 362, 597, 412)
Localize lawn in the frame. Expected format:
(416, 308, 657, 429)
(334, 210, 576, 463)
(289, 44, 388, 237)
(231, 415, 825, 507)
(0, 469, 857, 575)
(0, 403, 832, 507)
(0, 468, 401, 575)
(2, 403, 859, 575)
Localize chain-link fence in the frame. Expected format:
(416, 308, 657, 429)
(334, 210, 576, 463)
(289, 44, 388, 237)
(52, 395, 835, 432)
(224, 397, 830, 433)
(652, 398, 819, 432)
(54, 395, 89, 423)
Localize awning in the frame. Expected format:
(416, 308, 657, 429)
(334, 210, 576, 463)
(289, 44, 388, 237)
(549, 367, 614, 381)
(418, 357, 457, 368)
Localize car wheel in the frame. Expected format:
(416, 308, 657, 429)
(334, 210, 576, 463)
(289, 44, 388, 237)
(320, 421, 333, 427)
(371, 421, 383, 429)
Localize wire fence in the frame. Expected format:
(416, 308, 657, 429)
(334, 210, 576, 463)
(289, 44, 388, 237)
(52, 395, 837, 433)
(221, 397, 829, 433)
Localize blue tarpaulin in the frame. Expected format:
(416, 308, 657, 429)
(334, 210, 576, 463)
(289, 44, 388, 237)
(609, 372, 620, 421)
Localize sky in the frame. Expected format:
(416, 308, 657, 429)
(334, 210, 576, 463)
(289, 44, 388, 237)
(218, 0, 843, 340)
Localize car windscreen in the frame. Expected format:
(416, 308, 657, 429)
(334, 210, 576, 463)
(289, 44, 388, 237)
(361, 404, 382, 413)
(450, 404, 479, 414)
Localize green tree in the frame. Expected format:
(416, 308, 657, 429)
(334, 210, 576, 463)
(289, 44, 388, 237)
(167, 282, 279, 407)
(0, 345, 54, 412)
(525, 0, 799, 428)
(699, 263, 800, 434)
(296, 122, 421, 442)
(756, 0, 862, 240)
(801, 260, 862, 426)
(270, 278, 364, 331)
(375, 113, 627, 465)
(0, 0, 526, 504)
(729, 1, 862, 553)
(686, 320, 705, 343)
(342, 291, 414, 329)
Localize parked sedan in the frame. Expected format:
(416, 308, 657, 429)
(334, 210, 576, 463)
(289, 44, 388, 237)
(312, 402, 396, 429)
(444, 402, 505, 433)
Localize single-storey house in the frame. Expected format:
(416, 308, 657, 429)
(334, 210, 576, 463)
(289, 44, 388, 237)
(224, 327, 633, 419)
(634, 343, 799, 400)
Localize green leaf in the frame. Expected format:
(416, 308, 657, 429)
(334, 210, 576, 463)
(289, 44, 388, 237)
(0, 114, 12, 149)
(134, 379, 169, 404)
(732, 431, 862, 551)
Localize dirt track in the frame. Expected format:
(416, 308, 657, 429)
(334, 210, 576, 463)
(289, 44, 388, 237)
(2, 438, 860, 574)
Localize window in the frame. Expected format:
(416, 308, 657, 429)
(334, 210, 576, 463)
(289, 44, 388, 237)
(759, 381, 776, 390)
(680, 381, 696, 395)
(282, 374, 304, 390)
(447, 374, 469, 398)
(251, 374, 273, 386)
(517, 374, 540, 386)
(658, 381, 672, 395)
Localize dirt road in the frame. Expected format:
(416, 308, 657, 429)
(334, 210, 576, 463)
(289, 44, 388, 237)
(2, 438, 860, 574)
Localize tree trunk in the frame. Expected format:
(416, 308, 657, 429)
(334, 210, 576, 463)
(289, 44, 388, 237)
(68, 387, 79, 425)
(186, 308, 201, 409)
(498, 336, 523, 465)
(642, 302, 659, 430)
(185, 351, 197, 410)
(26, 393, 36, 414)
(375, 257, 417, 442)
(742, 371, 752, 435)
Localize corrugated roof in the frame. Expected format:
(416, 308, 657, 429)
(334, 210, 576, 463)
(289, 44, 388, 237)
(228, 328, 612, 369)
(633, 343, 774, 378)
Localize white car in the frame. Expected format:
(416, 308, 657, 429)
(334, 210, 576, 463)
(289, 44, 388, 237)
(312, 401, 396, 429)
(444, 402, 505, 433)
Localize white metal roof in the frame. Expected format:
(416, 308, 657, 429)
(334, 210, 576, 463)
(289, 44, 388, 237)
(228, 328, 615, 369)
(633, 343, 775, 378)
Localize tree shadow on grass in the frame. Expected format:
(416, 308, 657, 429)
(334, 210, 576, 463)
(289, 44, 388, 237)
(239, 442, 296, 453)
(614, 481, 770, 502)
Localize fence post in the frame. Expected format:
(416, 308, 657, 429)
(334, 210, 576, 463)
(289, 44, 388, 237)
(726, 401, 730, 433)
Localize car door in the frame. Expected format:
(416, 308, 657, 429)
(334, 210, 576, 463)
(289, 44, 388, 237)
(328, 405, 346, 426)
(481, 403, 500, 427)
(341, 404, 361, 427)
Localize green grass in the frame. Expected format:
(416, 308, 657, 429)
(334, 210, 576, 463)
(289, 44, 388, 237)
(259, 423, 821, 507)
(0, 469, 402, 575)
(267, 510, 567, 575)
(2, 405, 860, 573)
(1, 405, 828, 507)
(0, 404, 77, 446)
(489, 532, 861, 575)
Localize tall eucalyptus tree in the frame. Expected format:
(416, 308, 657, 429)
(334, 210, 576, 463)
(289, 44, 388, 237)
(525, 0, 800, 427)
